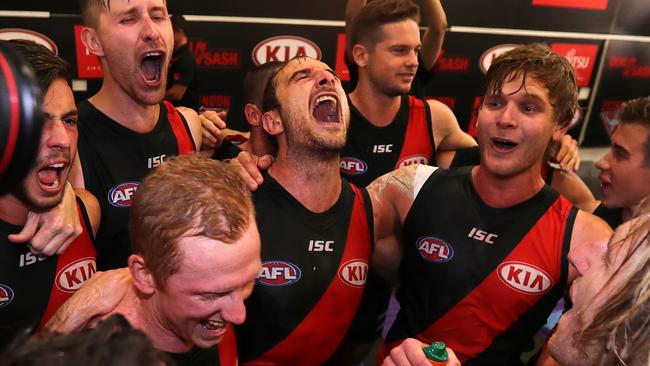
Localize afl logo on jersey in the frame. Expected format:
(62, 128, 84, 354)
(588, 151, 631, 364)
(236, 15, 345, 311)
(417, 237, 454, 263)
(338, 260, 368, 288)
(0, 284, 15, 309)
(397, 155, 429, 168)
(340, 157, 367, 175)
(56, 257, 97, 293)
(108, 181, 140, 207)
(257, 261, 301, 286)
(498, 261, 553, 295)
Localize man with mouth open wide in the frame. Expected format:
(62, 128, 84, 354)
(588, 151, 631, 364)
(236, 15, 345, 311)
(72, 0, 222, 270)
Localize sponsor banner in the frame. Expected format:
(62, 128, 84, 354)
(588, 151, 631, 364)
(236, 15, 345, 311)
(434, 50, 470, 74)
(551, 43, 599, 87)
(198, 94, 232, 109)
(252, 35, 322, 65)
(74, 25, 103, 78)
(532, 0, 608, 10)
(335, 33, 350, 81)
(479, 44, 518, 74)
(0, 28, 58, 54)
(189, 39, 241, 69)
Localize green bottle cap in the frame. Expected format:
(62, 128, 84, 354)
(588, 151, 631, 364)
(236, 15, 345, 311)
(423, 341, 448, 362)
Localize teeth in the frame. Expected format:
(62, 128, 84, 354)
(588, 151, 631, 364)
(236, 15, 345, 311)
(203, 320, 224, 329)
(315, 95, 337, 105)
(49, 163, 64, 168)
(144, 52, 163, 58)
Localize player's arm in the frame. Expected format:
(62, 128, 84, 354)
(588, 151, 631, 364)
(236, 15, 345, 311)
(177, 107, 207, 151)
(550, 170, 598, 212)
(567, 210, 613, 283)
(428, 99, 477, 168)
(418, 0, 448, 71)
(74, 188, 101, 238)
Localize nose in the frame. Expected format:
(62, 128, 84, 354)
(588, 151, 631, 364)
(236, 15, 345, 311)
(407, 49, 418, 67)
(595, 151, 610, 171)
(44, 120, 71, 151)
(495, 103, 517, 129)
(221, 292, 247, 325)
(317, 70, 336, 88)
(141, 15, 161, 43)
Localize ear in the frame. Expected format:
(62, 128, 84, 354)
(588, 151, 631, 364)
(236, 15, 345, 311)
(352, 44, 369, 68)
(244, 103, 262, 127)
(552, 122, 569, 143)
(128, 254, 156, 296)
(261, 110, 284, 136)
(80, 27, 104, 57)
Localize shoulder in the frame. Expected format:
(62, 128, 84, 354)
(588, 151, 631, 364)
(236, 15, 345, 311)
(176, 106, 203, 148)
(567, 209, 613, 282)
(75, 188, 101, 237)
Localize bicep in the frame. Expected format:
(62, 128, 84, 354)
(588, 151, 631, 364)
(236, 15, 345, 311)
(178, 107, 203, 150)
(568, 210, 613, 282)
(428, 100, 477, 151)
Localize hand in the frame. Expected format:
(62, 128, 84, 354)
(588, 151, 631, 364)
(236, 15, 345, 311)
(8, 182, 81, 256)
(200, 110, 227, 150)
(551, 135, 580, 173)
(382, 338, 461, 366)
(229, 150, 274, 191)
(45, 268, 131, 333)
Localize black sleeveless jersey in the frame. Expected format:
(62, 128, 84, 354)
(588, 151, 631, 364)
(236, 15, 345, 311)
(385, 167, 576, 365)
(341, 95, 435, 187)
(236, 174, 374, 365)
(0, 198, 96, 349)
(593, 203, 623, 229)
(77, 100, 195, 270)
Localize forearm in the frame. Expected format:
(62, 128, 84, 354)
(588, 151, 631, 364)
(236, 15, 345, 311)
(419, 0, 448, 70)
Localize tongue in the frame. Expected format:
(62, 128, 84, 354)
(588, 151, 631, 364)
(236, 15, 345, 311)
(141, 58, 159, 81)
(313, 101, 338, 122)
(38, 168, 58, 186)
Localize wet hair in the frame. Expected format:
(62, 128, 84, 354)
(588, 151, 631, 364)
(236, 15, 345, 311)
(349, 0, 420, 49)
(481, 43, 578, 128)
(78, 0, 167, 28)
(0, 314, 170, 366)
(618, 96, 650, 167)
(128, 154, 254, 289)
(3, 40, 71, 92)
(242, 61, 284, 107)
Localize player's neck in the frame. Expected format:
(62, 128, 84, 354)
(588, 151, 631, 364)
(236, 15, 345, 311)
(471, 165, 546, 208)
(90, 82, 160, 133)
(269, 148, 342, 213)
(0, 194, 29, 226)
(349, 82, 401, 127)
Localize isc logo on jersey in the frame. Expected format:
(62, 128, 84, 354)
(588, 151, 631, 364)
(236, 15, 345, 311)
(397, 155, 429, 168)
(340, 157, 367, 175)
(417, 237, 454, 262)
(56, 257, 97, 293)
(108, 181, 139, 207)
(0, 284, 14, 309)
(498, 261, 553, 295)
(257, 261, 301, 286)
(338, 260, 368, 288)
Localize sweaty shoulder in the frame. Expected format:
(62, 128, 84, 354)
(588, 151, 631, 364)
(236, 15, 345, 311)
(177, 106, 203, 150)
(568, 209, 613, 282)
(75, 188, 101, 237)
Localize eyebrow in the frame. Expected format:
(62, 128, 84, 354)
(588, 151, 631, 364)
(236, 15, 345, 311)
(44, 109, 78, 120)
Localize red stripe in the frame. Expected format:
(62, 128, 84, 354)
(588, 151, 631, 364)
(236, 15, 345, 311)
(244, 184, 372, 365)
(164, 100, 195, 154)
(0, 53, 21, 176)
(218, 324, 239, 366)
(395, 96, 434, 168)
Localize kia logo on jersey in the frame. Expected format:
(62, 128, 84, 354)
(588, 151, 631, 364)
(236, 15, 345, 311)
(498, 261, 553, 294)
(56, 257, 97, 293)
(257, 261, 301, 286)
(338, 260, 368, 288)
(340, 157, 368, 175)
(108, 182, 140, 207)
(252, 36, 321, 65)
(417, 237, 454, 263)
(479, 44, 519, 74)
(397, 155, 429, 168)
(0, 284, 14, 309)
(0, 28, 58, 54)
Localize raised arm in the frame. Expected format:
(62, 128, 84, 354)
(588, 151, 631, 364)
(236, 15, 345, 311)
(419, 0, 448, 71)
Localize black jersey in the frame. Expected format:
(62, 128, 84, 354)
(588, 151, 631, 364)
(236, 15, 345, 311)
(167, 43, 200, 111)
(77, 100, 195, 270)
(384, 166, 576, 365)
(0, 198, 96, 349)
(592, 203, 623, 229)
(236, 174, 374, 365)
(341, 94, 435, 187)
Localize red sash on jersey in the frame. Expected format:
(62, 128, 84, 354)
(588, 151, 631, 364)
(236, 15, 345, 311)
(218, 324, 238, 366)
(395, 96, 434, 168)
(244, 184, 372, 365)
(164, 100, 196, 154)
(38, 202, 97, 328)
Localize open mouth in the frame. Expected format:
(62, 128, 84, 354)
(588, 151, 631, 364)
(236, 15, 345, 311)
(37, 162, 66, 192)
(201, 319, 225, 332)
(140, 51, 164, 85)
(311, 94, 340, 123)
(491, 137, 517, 151)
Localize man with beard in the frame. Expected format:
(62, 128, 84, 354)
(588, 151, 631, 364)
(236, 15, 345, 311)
(71, 0, 224, 270)
(0, 40, 98, 348)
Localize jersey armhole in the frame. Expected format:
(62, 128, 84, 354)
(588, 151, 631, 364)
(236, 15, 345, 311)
(413, 165, 438, 200)
(422, 98, 436, 158)
(75, 196, 94, 243)
(360, 187, 375, 251)
(164, 101, 197, 152)
(560, 206, 578, 287)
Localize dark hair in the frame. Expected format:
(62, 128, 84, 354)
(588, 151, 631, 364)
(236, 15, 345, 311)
(242, 61, 284, 107)
(0, 315, 171, 366)
(481, 43, 578, 128)
(170, 14, 188, 33)
(349, 0, 420, 48)
(618, 96, 650, 167)
(78, 0, 167, 27)
(3, 40, 71, 92)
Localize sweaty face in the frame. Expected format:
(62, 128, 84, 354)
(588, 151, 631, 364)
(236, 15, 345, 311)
(596, 123, 650, 211)
(152, 220, 261, 349)
(15, 79, 78, 210)
(549, 218, 646, 365)
(94, 0, 173, 105)
(477, 74, 561, 179)
(274, 57, 349, 152)
(363, 20, 420, 97)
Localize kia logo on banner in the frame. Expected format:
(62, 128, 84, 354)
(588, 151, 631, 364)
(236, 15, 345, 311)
(479, 44, 518, 74)
(0, 28, 58, 54)
(252, 36, 321, 65)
